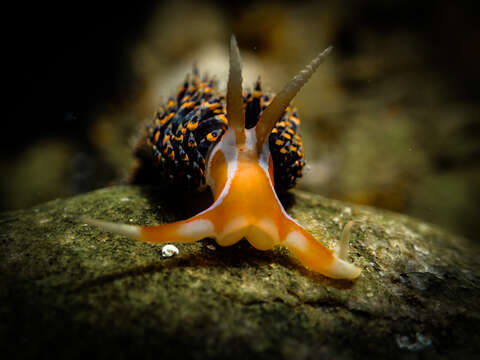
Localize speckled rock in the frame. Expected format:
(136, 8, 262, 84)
(1, 186, 479, 359)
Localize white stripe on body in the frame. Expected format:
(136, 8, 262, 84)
(202, 130, 239, 216)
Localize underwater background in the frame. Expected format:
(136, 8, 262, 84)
(2, 0, 479, 240)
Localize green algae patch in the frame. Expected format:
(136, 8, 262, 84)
(1, 186, 479, 359)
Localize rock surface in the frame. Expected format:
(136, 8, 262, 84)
(1, 186, 479, 359)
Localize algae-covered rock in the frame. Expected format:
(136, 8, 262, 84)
(1, 186, 479, 359)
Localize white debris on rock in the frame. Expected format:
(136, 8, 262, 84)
(162, 244, 179, 258)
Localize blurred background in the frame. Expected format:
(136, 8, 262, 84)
(2, 0, 479, 240)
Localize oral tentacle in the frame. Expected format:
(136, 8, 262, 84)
(280, 217, 361, 280)
(82, 217, 141, 240)
(83, 214, 216, 244)
(140, 216, 216, 244)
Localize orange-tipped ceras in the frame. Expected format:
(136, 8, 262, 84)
(85, 36, 361, 280)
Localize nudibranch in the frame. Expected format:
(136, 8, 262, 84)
(86, 36, 361, 280)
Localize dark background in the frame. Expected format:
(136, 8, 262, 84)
(2, 0, 479, 239)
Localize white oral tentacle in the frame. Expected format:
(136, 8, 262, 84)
(81, 217, 141, 239)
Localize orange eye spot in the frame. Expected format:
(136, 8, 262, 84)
(275, 139, 284, 146)
(207, 131, 219, 142)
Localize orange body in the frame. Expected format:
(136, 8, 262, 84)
(136, 128, 360, 279)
